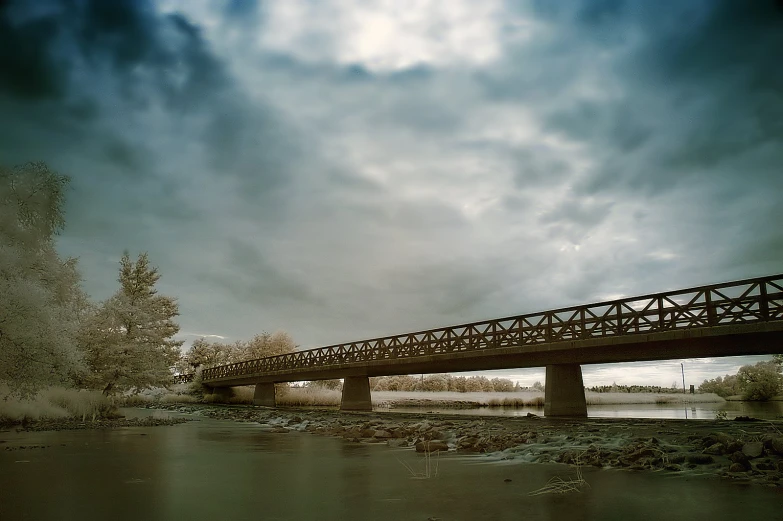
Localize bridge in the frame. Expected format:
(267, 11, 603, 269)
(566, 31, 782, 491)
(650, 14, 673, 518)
(200, 274, 783, 416)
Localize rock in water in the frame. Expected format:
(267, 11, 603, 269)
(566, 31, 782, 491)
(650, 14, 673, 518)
(703, 443, 725, 456)
(415, 440, 449, 453)
(742, 442, 764, 459)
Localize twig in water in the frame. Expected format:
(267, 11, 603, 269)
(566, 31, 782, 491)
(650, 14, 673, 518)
(528, 453, 589, 496)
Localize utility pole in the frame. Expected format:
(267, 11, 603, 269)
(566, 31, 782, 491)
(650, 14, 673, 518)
(681, 363, 686, 394)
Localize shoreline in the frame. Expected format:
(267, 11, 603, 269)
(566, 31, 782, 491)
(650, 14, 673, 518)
(0, 415, 191, 432)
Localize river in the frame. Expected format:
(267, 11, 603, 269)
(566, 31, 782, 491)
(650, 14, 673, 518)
(1, 408, 781, 521)
(387, 400, 783, 420)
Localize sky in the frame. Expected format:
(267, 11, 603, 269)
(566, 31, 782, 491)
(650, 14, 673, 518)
(1, 0, 781, 388)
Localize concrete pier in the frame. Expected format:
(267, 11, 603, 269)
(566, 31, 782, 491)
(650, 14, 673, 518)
(253, 382, 276, 407)
(544, 364, 587, 417)
(210, 386, 234, 402)
(340, 376, 372, 411)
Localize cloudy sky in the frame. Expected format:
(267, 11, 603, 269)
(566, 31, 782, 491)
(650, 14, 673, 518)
(2, 0, 781, 387)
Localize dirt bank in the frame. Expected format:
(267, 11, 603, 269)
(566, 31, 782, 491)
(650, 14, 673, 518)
(144, 403, 783, 488)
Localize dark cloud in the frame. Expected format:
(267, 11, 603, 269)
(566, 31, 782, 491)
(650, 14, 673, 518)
(1, 0, 780, 385)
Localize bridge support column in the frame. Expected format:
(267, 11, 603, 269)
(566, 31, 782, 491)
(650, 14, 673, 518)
(253, 383, 276, 407)
(340, 376, 372, 412)
(210, 387, 234, 403)
(544, 364, 587, 417)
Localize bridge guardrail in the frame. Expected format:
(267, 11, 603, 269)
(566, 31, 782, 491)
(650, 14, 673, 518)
(202, 274, 783, 381)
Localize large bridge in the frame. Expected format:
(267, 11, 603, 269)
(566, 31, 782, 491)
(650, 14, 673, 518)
(201, 274, 783, 416)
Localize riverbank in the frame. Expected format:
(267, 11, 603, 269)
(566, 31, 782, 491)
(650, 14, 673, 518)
(140, 402, 783, 488)
(371, 390, 724, 409)
(1, 415, 192, 432)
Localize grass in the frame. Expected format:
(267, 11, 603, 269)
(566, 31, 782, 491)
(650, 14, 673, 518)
(277, 387, 342, 407)
(584, 392, 724, 405)
(0, 385, 115, 422)
(373, 390, 724, 408)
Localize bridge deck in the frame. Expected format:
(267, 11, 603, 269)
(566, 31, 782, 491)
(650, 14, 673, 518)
(201, 274, 783, 387)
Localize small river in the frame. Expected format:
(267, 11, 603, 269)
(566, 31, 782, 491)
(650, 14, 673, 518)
(387, 400, 783, 420)
(1, 408, 782, 521)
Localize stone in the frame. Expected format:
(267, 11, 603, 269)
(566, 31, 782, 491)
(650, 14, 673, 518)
(715, 432, 735, 446)
(415, 440, 449, 453)
(685, 454, 713, 465)
(729, 451, 750, 467)
(770, 436, 783, 455)
(702, 443, 725, 456)
(387, 439, 408, 448)
(725, 441, 743, 454)
(754, 459, 777, 471)
(373, 430, 392, 439)
(669, 454, 687, 464)
(729, 463, 748, 473)
(742, 442, 764, 458)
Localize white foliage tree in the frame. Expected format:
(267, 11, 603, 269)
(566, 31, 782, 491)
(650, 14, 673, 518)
(0, 162, 87, 394)
(81, 252, 183, 395)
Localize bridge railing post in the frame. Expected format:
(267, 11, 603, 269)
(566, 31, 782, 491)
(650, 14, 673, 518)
(760, 282, 770, 321)
(705, 290, 716, 326)
(545, 313, 553, 342)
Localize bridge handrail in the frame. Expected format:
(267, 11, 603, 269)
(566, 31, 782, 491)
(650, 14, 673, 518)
(202, 273, 783, 381)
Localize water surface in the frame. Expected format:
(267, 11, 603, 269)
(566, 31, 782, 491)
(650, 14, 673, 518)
(2, 408, 782, 521)
(387, 400, 783, 420)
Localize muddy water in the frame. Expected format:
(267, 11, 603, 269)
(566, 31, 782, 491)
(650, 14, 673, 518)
(1, 409, 781, 521)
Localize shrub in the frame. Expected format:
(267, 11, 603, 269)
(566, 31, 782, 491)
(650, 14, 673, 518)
(737, 361, 783, 401)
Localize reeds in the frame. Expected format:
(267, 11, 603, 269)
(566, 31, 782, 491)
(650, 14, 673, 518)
(276, 387, 342, 407)
(397, 444, 440, 479)
(528, 454, 589, 496)
(485, 396, 545, 408)
(0, 386, 114, 422)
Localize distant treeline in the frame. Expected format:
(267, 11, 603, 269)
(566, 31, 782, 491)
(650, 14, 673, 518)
(587, 384, 683, 394)
(370, 374, 523, 393)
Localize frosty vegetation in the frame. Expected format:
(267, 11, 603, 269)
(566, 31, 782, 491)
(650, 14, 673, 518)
(0, 162, 295, 420)
(370, 374, 518, 393)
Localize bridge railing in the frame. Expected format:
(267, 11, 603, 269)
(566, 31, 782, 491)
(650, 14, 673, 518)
(202, 274, 783, 381)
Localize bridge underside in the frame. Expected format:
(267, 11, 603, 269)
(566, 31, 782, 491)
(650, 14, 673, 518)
(202, 325, 783, 417)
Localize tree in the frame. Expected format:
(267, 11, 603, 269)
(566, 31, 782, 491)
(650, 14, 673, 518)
(491, 378, 515, 392)
(736, 361, 783, 401)
(464, 377, 483, 392)
(0, 162, 88, 394)
(180, 337, 234, 372)
(307, 379, 342, 391)
(698, 374, 742, 398)
(81, 252, 183, 395)
(240, 331, 296, 360)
